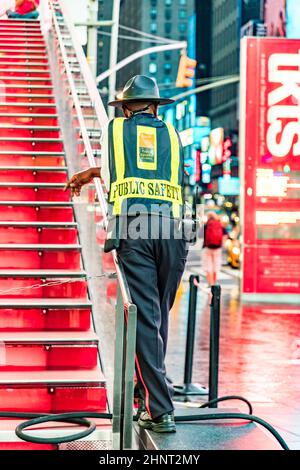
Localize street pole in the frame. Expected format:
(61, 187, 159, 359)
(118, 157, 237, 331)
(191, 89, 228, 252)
(108, 0, 121, 120)
(97, 41, 187, 84)
(87, 0, 99, 77)
(170, 75, 240, 102)
(75, 21, 114, 27)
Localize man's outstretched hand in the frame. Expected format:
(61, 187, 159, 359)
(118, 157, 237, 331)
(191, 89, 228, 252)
(64, 167, 100, 197)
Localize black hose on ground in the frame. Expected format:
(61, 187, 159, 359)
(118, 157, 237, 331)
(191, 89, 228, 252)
(174, 412, 289, 450)
(199, 395, 253, 415)
(0, 393, 289, 450)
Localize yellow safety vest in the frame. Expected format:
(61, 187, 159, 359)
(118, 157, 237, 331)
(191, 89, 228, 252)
(108, 114, 184, 218)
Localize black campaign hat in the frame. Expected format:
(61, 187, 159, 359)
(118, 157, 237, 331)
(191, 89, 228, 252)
(108, 75, 174, 107)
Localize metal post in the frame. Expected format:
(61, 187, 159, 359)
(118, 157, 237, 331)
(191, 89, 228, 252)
(108, 0, 121, 120)
(174, 275, 208, 396)
(208, 285, 221, 407)
(87, 0, 98, 77)
(112, 287, 125, 449)
(183, 274, 199, 385)
(123, 304, 137, 450)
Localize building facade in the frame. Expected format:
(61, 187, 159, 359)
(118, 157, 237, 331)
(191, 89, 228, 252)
(116, 0, 194, 97)
(196, 0, 263, 132)
(209, 0, 241, 132)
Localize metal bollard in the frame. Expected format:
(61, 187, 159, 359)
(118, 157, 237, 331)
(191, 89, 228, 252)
(174, 274, 208, 396)
(208, 284, 221, 407)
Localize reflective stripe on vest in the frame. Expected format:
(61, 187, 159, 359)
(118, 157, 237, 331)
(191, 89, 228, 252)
(166, 122, 180, 218)
(112, 117, 125, 216)
(110, 117, 182, 217)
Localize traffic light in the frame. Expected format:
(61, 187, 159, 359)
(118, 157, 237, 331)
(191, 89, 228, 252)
(223, 137, 233, 162)
(176, 54, 197, 88)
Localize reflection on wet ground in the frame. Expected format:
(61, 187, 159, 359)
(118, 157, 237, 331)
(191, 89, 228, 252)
(166, 251, 300, 449)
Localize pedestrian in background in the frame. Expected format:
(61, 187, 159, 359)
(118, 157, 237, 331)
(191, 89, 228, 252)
(202, 211, 227, 287)
(7, 0, 39, 19)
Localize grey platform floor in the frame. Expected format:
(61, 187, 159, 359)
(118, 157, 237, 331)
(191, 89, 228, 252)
(133, 407, 280, 450)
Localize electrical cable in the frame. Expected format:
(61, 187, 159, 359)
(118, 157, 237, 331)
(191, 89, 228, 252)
(118, 24, 179, 44)
(199, 395, 253, 415)
(0, 394, 289, 450)
(0, 412, 112, 445)
(174, 412, 289, 451)
(16, 415, 97, 444)
(98, 30, 169, 44)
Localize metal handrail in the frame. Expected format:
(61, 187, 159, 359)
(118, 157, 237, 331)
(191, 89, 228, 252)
(59, 0, 108, 128)
(48, 0, 134, 311)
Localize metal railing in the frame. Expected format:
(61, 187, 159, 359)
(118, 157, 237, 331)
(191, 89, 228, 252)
(43, 0, 137, 450)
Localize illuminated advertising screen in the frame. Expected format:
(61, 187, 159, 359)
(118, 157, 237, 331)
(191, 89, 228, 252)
(263, 0, 286, 37)
(240, 37, 300, 300)
(218, 177, 240, 196)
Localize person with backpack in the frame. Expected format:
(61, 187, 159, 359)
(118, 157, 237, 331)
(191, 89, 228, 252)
(202, 211, 227, 287)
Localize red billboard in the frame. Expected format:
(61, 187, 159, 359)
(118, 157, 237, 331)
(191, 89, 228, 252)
(240, 37, 300, 301)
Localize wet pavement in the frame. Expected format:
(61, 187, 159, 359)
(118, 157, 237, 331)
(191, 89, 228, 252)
(166, 243, 300, 449)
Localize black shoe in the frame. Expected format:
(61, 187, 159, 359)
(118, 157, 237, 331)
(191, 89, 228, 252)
(136, 398, 146, 419)
(138, 411, 176, 433)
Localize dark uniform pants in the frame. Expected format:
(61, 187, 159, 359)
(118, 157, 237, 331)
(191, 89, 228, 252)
(117, 216, 188, 419)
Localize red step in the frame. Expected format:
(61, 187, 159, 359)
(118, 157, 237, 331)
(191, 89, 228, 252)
(0, 150, 64, 157)
(0, 22, 40, 27)
(0, 330, 98, 370)
(0, 85, 54, 95)
(0, 202, 74, 222)
(0, 183, 68, 202)
(0, 167, 67, 182)
(0, 274, 86, 299)
(0, 244, 81, 270)
(0, 20, 41, 26)
(0, 224, 77, 244)
(0, 126, 60, 138)
(0, 114, 59, 127)
(0, 302, 91, 332)
(0, 94, 55, 104)
(0, 31, 42, 37)
(0, 48, 46, 57)
(0, 27, 41, 33)
(0, 62, 49, 71)
(0, 39, 44, 46)
(0, 103, 56, 113)
(0, 77, 52, 86)
(0, 368, 106, 412)
(0, 70, 50, 79)
(0, 138, 63, 151)
(0, 56, 48, 63)
(0, 155, 64, 167)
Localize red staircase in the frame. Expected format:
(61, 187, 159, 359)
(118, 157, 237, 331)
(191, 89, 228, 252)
(0, 18, 107, 449)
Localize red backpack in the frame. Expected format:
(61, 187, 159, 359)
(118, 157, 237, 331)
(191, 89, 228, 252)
(205, 219, 223, 248)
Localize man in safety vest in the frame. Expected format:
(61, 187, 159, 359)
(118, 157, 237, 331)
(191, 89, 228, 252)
(65, 75, 188, 433)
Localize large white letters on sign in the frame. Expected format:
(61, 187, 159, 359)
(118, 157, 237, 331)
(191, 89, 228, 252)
(267, 50, 300, 158)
